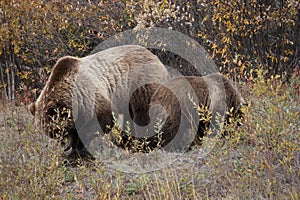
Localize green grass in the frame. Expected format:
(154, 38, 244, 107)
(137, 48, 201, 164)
(0, 75, 299, 199)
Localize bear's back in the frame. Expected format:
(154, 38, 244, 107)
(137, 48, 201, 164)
(77, 45, 169, 99)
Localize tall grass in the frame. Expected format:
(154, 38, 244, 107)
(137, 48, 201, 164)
(0, 74, 299, 199)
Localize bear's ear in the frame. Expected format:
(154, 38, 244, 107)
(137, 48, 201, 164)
(49, 56, 80, 84)
(28, 102, 35, 116)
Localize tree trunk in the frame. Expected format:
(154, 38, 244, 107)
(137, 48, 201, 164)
(11, 64, 15, 100)
(0, 64, 7, 100)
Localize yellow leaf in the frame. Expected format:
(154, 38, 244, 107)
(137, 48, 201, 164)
(212, 44, 218, 49)
(244, 19, 249, 25)
(238, 60, 242, 66)
(14, 45, 20, 54)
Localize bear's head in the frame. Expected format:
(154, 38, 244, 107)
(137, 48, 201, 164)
(29, 56, 80, 140)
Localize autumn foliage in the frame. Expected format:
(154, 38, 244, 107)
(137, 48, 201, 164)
(0, 0, 299, 102)
(0, 1, 299, 199)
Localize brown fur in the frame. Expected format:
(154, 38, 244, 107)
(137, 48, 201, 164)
(122, 73, 247, 152)
(29, 45, 169, 155)
(29, 45, 246, 154)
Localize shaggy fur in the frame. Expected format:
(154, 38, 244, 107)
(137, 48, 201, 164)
(123, 73, 247, 152)
(29, 45, 246, 154)
(29, 45, 169, 155)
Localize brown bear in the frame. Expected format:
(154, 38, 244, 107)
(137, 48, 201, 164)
(123, 73, 247, 152)
(29, 45, 169, 156)
(29, 44, 246, 155)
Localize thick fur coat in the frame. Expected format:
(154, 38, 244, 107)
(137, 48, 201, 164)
(29, 45, 246, 154)
(29, 45, 169, 154)
(147, 73, 247, 151)
(123, 73, 247, 152)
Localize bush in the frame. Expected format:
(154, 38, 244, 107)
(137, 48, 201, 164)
(0, 74, 299, 199)
(1, 0, 299, 101)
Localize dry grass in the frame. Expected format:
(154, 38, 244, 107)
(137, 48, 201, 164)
(0, 75, 299, 199)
